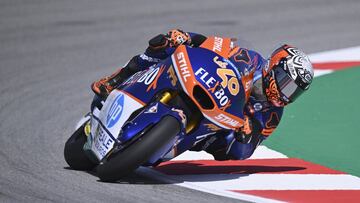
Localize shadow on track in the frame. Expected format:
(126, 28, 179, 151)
(155, 161, 306, 175)
(64, 161, 306, 184)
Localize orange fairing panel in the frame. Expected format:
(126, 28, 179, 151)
(200, 36, 232, 59)
(171, 45, 244, 130)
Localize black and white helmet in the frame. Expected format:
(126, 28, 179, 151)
(263, 44, 314, 107)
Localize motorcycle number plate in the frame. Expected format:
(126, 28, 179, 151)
(92, 125, 115, 160)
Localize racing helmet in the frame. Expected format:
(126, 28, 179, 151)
(263, 44, 314, 107)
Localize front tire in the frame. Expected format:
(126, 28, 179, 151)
(96, 116, 181, 182)
(64, 124, 96, 170)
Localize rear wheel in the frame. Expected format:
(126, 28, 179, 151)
(96, 116, 181, 182)
(64, 123, 96, 170)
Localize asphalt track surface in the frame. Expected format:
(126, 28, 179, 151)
(1, 0, 359, 202)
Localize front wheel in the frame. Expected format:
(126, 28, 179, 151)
(64, 123, 96, 170)
(96, 116, 181, 182)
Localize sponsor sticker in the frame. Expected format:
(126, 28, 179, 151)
(94, 125, 115, 159)
(213, 37, 224, 52)
(145, 103, 158, 114)
(176, 52, 191, 82)
(253, 102, 263, 111)
(204, 123, 222, 131)
(214, 113, 240, 128)
(106, 93, 124, 128)
(167, 65, 178, 87)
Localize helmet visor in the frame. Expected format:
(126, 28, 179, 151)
(273, 66, 304, 103)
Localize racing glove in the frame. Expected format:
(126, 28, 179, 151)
(147, 29, 191, 52)
(166, 29, 191, 47)
(225, 117, 266, 160)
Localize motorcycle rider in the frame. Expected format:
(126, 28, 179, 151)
(91, 29, 314, 161)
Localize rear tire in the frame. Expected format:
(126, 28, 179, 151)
(64, 124, 96, 170)
(96, 116, 180, 182)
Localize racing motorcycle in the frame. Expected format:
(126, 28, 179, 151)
(64, 37, 250, 182)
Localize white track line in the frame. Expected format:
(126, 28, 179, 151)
(310, 46, 360, 77)
(173, 146, 288, 161)
(161, 174, 360, 190)
(138, 167, 285, 203)
(309, 46, 360, 62)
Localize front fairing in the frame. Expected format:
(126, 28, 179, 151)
(85, 60, 184, 162)
(171, 45, 246, 130)
(86, 90, 145, 161)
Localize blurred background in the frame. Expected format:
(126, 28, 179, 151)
(1, 0, 359, 202)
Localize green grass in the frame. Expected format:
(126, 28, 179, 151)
(264, 66, 360, 177)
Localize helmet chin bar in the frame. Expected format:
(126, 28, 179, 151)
(262, 70, 289, 107)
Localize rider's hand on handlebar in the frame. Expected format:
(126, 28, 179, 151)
(165, 29, 191, 47)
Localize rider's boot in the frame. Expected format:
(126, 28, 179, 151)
(91, 55, 141, 98)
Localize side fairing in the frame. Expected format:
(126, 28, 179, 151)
(119, 59, 180, 104)
(172, 46, 246, 130)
